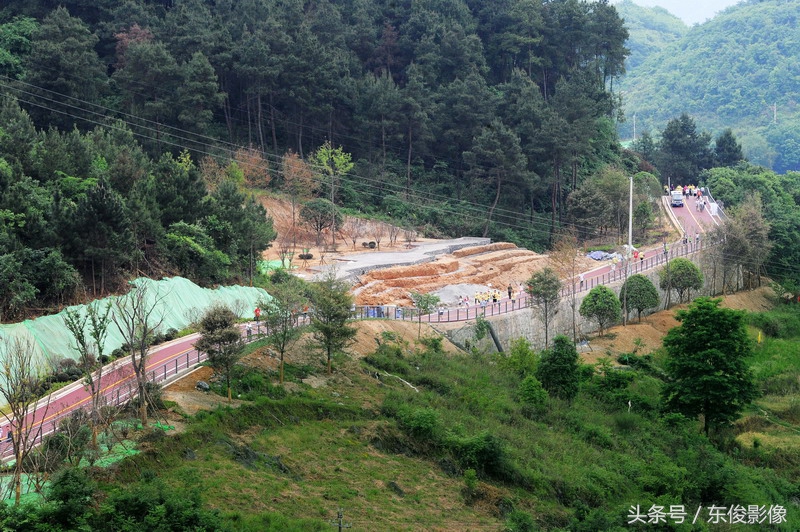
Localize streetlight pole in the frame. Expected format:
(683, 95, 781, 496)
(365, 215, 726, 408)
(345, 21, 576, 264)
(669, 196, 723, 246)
(623, 175, 633, 325)
(628, 175, 633, 259)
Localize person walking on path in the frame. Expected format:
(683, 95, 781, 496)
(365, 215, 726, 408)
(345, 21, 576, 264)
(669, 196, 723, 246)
(579, 273, 585, 289)
(507, 285, 513, 300)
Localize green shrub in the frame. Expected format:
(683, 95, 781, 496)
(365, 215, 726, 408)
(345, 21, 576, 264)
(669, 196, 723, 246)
(448, 431, 510, 479)
(749, 309, 800, 338)
(418, 335, 444, 354)
(364, 343, 412, 375)
(505, 510, 538, 532)
(415, 374, 452, 395)
(41, 467, 95, 528)
(234, 368, 287, 400)
(500, 338, 538, 376)
(463, 468, 479, 501)
(580, 424, 613, 449)
(612, 412, 638, 433)
(518, 375, 548, 416)
(400, 407, 441, 440)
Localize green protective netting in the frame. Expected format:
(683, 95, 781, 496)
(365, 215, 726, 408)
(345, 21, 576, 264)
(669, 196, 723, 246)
(258, 259, 297, 274)
(0, 276, 272, 369)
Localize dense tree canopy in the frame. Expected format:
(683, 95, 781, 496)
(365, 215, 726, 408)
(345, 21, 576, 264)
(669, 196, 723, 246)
(0, 95, 276, 316)
(662, 297, 758, 436)
(579, 285, 620, 336)
(0, 0, 631, 261)
(619, 0, 800, 172)
(703, 164, 796, 286)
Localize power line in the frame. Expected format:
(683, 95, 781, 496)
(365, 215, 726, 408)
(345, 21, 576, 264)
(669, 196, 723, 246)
(2, 80, 799, 278)
(0, 79, 605, 239)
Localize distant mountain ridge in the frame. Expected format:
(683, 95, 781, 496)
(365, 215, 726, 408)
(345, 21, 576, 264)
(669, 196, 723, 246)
(617, 0, 800, 172)
(613, 0, 687, 70)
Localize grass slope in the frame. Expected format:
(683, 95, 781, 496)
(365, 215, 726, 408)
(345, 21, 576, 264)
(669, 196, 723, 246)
(101, 311, 800, 531)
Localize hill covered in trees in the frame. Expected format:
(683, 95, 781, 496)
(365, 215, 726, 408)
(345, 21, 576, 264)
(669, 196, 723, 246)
(612, 0, 687, 70)
(0, 0, 630, 271)
(618, 0, 800, 172)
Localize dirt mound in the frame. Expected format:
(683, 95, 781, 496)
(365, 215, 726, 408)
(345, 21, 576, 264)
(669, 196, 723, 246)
(367, 260, 460, 281)
(452, 242, 518, 257)
(351, 244, 552, 306)
(163, 320, 463, 416)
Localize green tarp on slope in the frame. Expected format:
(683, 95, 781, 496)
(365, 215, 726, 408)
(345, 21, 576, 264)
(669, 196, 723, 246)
(0, 276, 271, 368)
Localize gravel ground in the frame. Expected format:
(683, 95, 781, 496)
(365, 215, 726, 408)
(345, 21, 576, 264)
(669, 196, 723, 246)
(432, 283, 495, 306)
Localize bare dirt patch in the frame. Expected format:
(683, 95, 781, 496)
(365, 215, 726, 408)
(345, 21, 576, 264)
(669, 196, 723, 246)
(162, 366, 246, 417)
(584, 286, 777, 362)
(258, 195, 610, 309)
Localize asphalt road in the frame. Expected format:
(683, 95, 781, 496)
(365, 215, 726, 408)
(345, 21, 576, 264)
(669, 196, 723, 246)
(567, 193, 722, 292)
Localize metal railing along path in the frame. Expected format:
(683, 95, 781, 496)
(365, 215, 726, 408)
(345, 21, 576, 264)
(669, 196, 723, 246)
(353, 240, 706, 325)
(0, 326, 264, 462)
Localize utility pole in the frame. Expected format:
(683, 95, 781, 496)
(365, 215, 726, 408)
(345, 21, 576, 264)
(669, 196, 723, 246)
(329, 508, 352, 532)
(623, 175, 633, 325)
(664, 241, 671, 309)
(330, 152, 336, 251)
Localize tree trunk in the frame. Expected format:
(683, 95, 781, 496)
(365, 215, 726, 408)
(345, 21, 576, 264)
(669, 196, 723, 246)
(246, 93, 253, 146)
(483, 173, 502, 238)
(257, 93, 265, 152)
(138, 374, 148, 426)
(543, 301, 549, 347)
(223, 90, 233, 141)
(297, 112, 304, 158)
(270, 92, 278, 153)
(91, 258, 96, 296)
(381, 115, 387, 175)
(406, 124, 413, 200)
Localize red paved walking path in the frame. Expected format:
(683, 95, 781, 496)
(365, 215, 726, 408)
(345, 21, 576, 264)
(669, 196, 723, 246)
(2, 195, 724, 460)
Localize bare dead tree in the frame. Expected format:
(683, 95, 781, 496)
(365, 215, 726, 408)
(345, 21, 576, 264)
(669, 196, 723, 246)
(112, 282, 167, 427)
(388, 223, 401, 248)
(403, 227, 417, 249)
(0, 336, 52, 505)
(342, 217, 365, 251)
(278, 232, 295, 268)
(282, 150, 316, 236)
(549, 231, 581, 343)
(64, 301, 111, 450)
(372, 222, 386, 250)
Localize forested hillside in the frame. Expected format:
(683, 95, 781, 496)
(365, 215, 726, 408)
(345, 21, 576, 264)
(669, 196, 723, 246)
(612, 0, 686, 70)
(0, 0, 636, 319)
(618, 0, 800, 172)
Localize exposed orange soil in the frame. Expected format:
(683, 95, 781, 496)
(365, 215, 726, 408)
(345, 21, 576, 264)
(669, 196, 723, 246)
(584, 286, 776, 363)
(259, 194, 605, 307)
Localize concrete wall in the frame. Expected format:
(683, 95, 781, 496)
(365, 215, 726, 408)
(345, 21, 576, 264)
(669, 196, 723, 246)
(437, 245, 737, 353)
